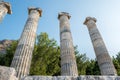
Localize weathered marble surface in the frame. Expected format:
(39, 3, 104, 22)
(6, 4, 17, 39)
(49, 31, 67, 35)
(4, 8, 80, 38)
(84, 17, 117, 75)
(58, 12, 78, 76)
(21, 76, 120, 80)
(0, 1, 12, 22)
(0, 66, 18, 80)
(10, 7, 42, 79)
(0, 66, 120, 80)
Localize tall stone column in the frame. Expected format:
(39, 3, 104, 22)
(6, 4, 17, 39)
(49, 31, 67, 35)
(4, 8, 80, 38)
(11, 7, 42, 79)
(58, 12, 78, 76)
(84, 17, 117, 75)
(0, 1, 12, 22)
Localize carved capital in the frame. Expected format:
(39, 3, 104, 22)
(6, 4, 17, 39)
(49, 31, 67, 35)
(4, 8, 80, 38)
(28, 7, 42, 17)
(58, 12, 71, 19)
(0, 1, 12, 14)
(84, 17, 97, 25)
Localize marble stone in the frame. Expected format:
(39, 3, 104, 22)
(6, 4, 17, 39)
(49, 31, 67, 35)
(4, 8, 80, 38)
(58, 12, 78, 76)
(84, 17, 117, 75)
(0, 1, 12, 22)
(0, 66, 18, 80)
(21, 76, 120, 80)
(10, 7, 42, 80)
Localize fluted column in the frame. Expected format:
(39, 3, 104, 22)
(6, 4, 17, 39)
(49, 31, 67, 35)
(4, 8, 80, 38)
(58, 12, 78, 76)
(11, 7, 42, 79)
(84, 17, 117, 75)
(0, 1, 12, 22)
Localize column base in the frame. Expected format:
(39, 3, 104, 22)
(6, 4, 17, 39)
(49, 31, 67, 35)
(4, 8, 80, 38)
(22, 76, 120, 80)
(0, 66, 18, 80)
(0, 65, 119, 80)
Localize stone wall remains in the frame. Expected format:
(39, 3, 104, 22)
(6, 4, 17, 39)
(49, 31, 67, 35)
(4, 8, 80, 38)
(22, 76, 120, 80)
(0, 66, 18, 80)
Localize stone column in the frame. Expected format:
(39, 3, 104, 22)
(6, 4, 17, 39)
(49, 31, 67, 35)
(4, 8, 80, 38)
(84, 17, 117, 75)
(10, 7, 42, 79)
(0, 1, 12, 22)
(58, 12, 78, 76)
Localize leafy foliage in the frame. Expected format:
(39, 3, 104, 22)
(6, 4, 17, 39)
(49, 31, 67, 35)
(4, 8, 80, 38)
(86, 59, 100, 75)
(30, 33, 60, 75)
(75, 46, 89, 75)
(113, 52, 120, 75)
(0, 40, 18, 66)
(0, 32, 120, 75)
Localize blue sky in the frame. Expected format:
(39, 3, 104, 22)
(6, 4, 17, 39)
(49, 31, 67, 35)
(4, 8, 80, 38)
(0, 0, 120, 59)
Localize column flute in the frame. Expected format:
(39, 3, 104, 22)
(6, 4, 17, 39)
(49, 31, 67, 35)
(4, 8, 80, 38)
(11, 7, 42, 79)
(84, 17, 117, 75)
(58, 12, 78, 76)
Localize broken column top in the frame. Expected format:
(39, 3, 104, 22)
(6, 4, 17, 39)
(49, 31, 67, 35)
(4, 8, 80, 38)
(83, 17, 97, 25)
(28, 7, 42, 17)
(58, 12, 71, 19)
(0, 1, 12, 14)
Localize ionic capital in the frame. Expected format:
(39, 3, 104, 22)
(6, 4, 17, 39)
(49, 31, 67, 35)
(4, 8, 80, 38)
(58, 12, 71, 19)
(0, 1, 12, 14)
(28, 7, 42, 17)
(84, 17, 97, 25)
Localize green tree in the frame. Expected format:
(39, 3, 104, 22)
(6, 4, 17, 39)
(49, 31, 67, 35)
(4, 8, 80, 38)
(116, 52, 120, 64)
(0, 53, 6, 65)
(86, 59, 100, 75)
(113, 52, 120, 75)
(30, 32, 60, 75)
(0, 40, 18, 66)
(76, 53, 89, 75)
(1, 32, 114, 76)
(74, 46, 89, 75)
